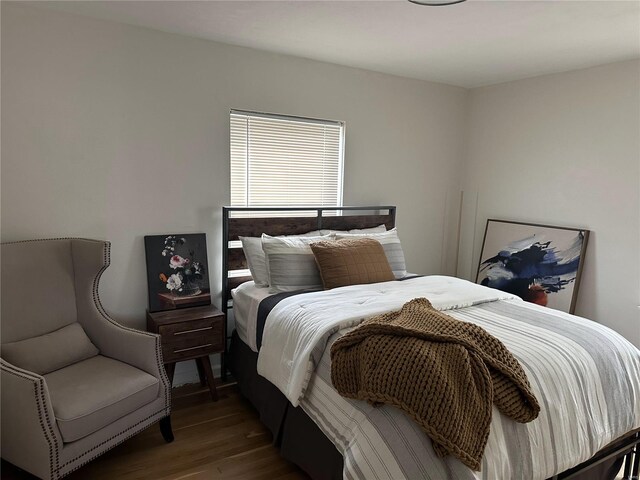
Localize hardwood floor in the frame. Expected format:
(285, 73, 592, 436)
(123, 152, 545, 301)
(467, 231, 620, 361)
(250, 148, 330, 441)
(1, 383, 309, 480)
(3, 383, 628, 480)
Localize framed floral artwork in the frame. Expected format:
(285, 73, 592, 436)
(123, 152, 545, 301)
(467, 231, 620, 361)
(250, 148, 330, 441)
(144, 233, 211, 312)
(475, 219, 589, 314)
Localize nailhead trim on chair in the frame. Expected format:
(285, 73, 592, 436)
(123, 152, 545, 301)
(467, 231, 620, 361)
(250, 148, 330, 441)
(0, 362, 60, 479)
(0, 237, 105, 246)
(1, 238, 173, 479)
(34, 382, 56, 478)
(59, 408, 170, 475)
(37, 378, 61, 476)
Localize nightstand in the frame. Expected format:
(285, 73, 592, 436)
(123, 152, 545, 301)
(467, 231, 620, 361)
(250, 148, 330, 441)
(146, 304, 225, 401)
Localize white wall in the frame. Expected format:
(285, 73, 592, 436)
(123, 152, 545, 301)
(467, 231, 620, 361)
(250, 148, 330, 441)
(459, 60, 640, 346)
(2, 5, 638, 388)
(1, 5, 468, 381)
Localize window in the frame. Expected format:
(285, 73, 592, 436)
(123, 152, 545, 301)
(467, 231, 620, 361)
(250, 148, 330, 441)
(230, 110, 344, 212)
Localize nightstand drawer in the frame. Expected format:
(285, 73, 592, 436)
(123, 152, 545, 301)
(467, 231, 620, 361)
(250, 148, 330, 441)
(159, 316, 224, 363)
(158, 317, 223, 342)
(162, 336, 223, 363)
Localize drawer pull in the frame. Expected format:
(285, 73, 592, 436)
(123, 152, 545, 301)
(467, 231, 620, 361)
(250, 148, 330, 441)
(173, 344, 212, 354)
(173, 326, 213, 336)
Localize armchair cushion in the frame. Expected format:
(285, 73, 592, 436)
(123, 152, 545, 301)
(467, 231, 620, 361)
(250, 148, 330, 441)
(1, 323, 99, 375)
(44, 355, 159, 442)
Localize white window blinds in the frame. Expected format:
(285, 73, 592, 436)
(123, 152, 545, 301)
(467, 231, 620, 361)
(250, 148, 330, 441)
(230, 110, 344, 211)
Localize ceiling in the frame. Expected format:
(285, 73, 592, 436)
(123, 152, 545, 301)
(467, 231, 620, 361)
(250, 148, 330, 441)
(32, 0, 640, 88)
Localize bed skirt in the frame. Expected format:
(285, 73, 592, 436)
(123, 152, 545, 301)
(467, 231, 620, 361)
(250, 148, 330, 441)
(228, 331, 343, 479)
(227, 330, 628, 480)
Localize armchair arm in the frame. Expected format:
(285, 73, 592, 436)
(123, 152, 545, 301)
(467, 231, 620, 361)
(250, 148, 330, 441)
(82, 309, 167, 379)
(70, 239, 170, 386)
(1, 359, 62, 480)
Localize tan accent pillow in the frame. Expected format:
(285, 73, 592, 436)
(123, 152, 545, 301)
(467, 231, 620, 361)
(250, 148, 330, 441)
(1, 323, 99, 374)
(310, 238, 395, 290)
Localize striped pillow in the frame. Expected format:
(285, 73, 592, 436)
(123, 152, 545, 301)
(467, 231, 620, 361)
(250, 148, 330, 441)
(261, 234, 334, 293)
(240, 230, 326, 288)
(334, 228, 407, 278)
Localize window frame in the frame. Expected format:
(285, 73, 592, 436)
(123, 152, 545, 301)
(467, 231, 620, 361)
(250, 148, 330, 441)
(229, 109, 345, 210)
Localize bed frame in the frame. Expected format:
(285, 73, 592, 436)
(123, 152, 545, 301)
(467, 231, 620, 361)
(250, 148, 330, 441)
(221, 205, 639, 480)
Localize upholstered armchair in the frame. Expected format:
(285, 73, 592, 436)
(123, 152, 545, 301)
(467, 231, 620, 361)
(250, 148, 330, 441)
(1, 238, 172, 480)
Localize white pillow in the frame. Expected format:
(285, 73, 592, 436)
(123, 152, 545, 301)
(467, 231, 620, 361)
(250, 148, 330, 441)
(334, 228, 407, 279)
(261, 234, 333, 293)
(238, 236, 270, 287)
(239, 225, 385, 288)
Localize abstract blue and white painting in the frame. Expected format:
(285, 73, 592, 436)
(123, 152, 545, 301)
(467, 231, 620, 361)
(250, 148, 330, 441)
(476, 220, 589, 313)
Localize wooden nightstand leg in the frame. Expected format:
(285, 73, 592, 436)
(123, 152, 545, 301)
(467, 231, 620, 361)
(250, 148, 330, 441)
(195, 358, 206, 387)
(198, 356, 219, 401)
(165, 363, 176, 386)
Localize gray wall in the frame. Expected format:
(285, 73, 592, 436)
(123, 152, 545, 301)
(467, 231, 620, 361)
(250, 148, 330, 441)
(459, 60, 640, 346)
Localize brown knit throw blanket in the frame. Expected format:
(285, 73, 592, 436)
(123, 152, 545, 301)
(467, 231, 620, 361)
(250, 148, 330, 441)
(330, 298, 540, 470)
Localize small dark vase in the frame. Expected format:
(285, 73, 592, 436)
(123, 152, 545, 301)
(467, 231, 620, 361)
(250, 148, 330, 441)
(177, 277, 201, 297)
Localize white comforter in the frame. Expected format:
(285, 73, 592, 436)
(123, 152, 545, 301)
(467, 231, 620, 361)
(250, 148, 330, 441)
(257, 276, 516, 406)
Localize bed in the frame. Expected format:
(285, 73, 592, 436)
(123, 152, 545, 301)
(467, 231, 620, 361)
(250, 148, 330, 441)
(222, 206, 640, 480)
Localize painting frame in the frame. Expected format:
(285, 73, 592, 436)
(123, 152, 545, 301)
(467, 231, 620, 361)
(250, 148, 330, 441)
(475, 219, 590, 314)
(144, 233, 212, 313)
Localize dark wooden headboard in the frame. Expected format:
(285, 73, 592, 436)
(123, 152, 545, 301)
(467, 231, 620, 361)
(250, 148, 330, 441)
(222, 205, 396, 312)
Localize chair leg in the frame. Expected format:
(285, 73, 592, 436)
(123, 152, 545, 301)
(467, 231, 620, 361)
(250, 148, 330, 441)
(160, 416, 174, 443)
